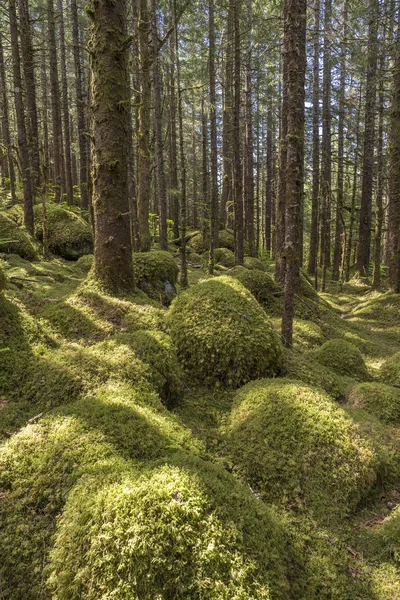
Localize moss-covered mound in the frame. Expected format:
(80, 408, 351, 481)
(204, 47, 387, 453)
(48, 457, 291, 600)
(347, 382, 400, 425)
(75, 253, 93, 272)
(0, 212, 38, 260)
(34, 204, 93, 260)
(204, 247, 235, 268)
(244, 256, 265, 271)
(189, 230, 248, 255)
(379, 505, 400, 565)
(310, 338, 369, 381)
(0, 265, 7, 292)
(380, 351, 400, 386)
(229, 268, 282, 315)
(168, 276, 283, 388)
(225, 379, 377, 522)
(133, 250, 178, 305)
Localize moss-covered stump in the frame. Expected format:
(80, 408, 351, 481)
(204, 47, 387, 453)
(347, 382, 400, 425)
(204, 247, 235, 268)
(34, 204, 93, 260)
(229, 268, 282, 315)
(282, 350, 353, 400)
(310, 338, 370, 381)
(168, 276, 283, 388)
(225, 379, 377, 522)
(380, 351, 400, 386)
(134, 250, 178, 305)
(47, 457, 291, 600)
(0, 212, 38, 260)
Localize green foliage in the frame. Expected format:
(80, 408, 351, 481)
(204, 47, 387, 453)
(47, 457, 291, 600)
(282, 350, 353, 400)
(225, 379, 377, 522)
(168, 276, 283, 388)
(310, 338, 370, 381)
(34, 203, 93, 260)
(0, 212, 38, 260)
(204, 247, 235, 268)
(347, 382, 400, 425)
(228, 268, 282, 315)
(380, 351, 400, 386)
(133, 250, 179, 305)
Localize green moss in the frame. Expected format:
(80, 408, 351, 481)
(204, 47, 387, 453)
(47, 456, 291, 600)
(189, 230, 248, 255)
(225, 379, 377, 522)
(347, 382, 400, 425)
(34, 203, 93, 260)
(0, 212, 38, 260)
(380, 351, 400, 386)
(189, 231, 206, 253)
(379, 505, 400, 565)
(75, 253, 93, 272)
(244, 256, 265, 271)
(0, 265, 7, 291)
(133, 250, 179, 305)
(228, 268, 282, 315)
(291, 319, 325, 349)
(168, 276, 283, 388)
(310, 338, 370, 381)
(204, 247, 235, 268)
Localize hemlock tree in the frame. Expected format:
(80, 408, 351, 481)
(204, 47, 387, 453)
(88, 0, 134, 293)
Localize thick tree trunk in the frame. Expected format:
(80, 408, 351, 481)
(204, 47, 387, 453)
(89, 0, 134, 292)
(281, 0, 307, 348)
(8, 0, 34, 234)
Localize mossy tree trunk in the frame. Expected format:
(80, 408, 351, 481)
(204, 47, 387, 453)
(88, 0, 134, 293)
(58, 0, 74, 206)
(208, 0, 218, 275)
(233, 0, 244, 266)
(280, 0, 306, 348)
(220, 2, 233, 229)
(0, 32, 17, 204)
(244, 0, 255, 257)
(275, 50, 287, 283)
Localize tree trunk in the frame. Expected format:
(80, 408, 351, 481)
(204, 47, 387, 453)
(208, 0, 219, 274)
(281, 0, 307, 348)
(244, 0, 255, 256)
(89, 0, 134, 292)
(233, 0, 244, 265)
(220, 2, 234, 228)
(0, 32, 17, 203)
(169, 14, 179, 239)
(275, 52, 287, 283)
(307, 0, 319, 276)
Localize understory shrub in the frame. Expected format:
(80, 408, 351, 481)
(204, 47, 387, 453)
(168, 276, 283, 388)
(225, 378, 377, 522)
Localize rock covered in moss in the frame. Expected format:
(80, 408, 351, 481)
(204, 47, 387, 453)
(34, 204, 93, 260)
(0, 212, 38, 260)
(134, 250, 178, 305)
(347, 382, 400, 425)
(189, 230, 248, 255)
(204, 247, 235, 268)
(380, 351, 400, 386)
(229, 268, 282, 314)
(47, 457, 291, 600)
(244, 256, 265, 271)
(75, 253, 93, 272)
(168, 276, 283, 388)
(225, 378, 377, 522)
(310, 338, 369, 381)
(379, 504, 400, 565)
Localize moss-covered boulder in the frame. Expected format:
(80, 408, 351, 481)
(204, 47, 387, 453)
(168, 276, 283, 388)
(379, 505, 400, 565)
(34, 204, 93, 260)
(244, 256, 265, 271)
(47, 457, 291, 600)
(134, 250, 179, 305)
(347, 382, 400, 425)
(229, 268, 282, 315)
(0, 212, 38, 260)
(75, 253, 93, 272)
(225, 379, 377, 522)
(310, 338, 369, 381)
(380, 351, 400, 386)
(189, 230, 248, 255)
(204, 247, 235, 268)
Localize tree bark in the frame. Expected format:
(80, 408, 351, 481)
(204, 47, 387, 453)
(307, 0, 319, 276)
(208, 0, 219, 274)
(233, 0, 244, 265)
(0, 32, 17, 203)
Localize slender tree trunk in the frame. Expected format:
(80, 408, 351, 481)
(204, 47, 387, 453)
(281, 0, 307, 347)
(275, 53, 287, 282)
(8, 0, 34, 234)
(0, 33, 17, 203)
(192, 106, 199, 229)
(208, 0, 219, 274)
(202, 98, 209, 241)
(356, 0, 378, 276)
(244, 0, 255, 256)
(233, 0, 244, 265)
(307, 0, 319, 276)
(169, 15, 179, 239)
(47, 0, 63, 202)
(265, 104, 273, 253)
(89, 0, 134, 292)
(220, 2, 234, 228)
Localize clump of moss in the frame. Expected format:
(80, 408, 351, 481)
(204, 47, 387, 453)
(379, 505, 400, 565)
(0, 212, 38, 260)
(380, 351, 400, 386)
(75, 253, 93, 272)
(347, 383, 400, 425)
(47, 456, 291, 600)
(133, 250, 179, 305)
(168, 276, 283, 388)
(34, 204, 93, 260)
(229, 268, 282, 315)
(282, 350, 353, 400)
(244, 256, 265, 271)
(310, 338, 370, 381)
(189, 231, 206, 253)
(225, 378, 377, 522)
(0, 265, 7, 291)
(204, 247, 235, 268)
(189, 230, 248, 255)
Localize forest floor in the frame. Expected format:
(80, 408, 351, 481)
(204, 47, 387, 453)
(1, 245, 400, 599)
